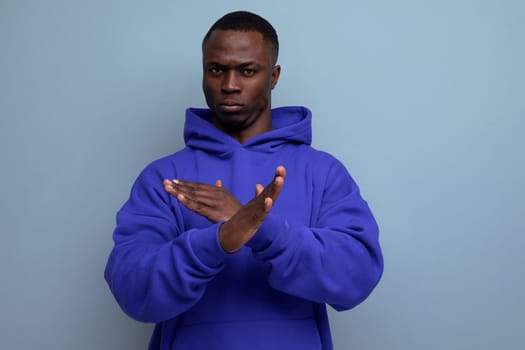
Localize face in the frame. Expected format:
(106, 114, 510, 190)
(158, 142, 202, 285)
(202, 30, 280, 141)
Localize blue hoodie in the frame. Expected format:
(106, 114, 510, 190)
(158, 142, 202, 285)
(105, 106, 383, 349)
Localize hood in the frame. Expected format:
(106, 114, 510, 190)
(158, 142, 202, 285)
(183, 106, 312, 155)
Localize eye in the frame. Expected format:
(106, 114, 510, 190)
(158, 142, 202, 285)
(242, 69, 255, 77)
(209, 67, 223, 75)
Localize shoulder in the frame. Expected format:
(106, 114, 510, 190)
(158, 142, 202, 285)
(300, 146, 358, 191)
(134, 148, 192, 184)
(298, 145, 350, 173)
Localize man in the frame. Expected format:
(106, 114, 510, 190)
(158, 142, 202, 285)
(105, 11, 383, 350)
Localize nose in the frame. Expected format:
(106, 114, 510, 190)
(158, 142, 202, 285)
(221, 71, 240, 93)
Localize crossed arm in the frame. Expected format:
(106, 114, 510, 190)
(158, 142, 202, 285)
(107, 162, 382, 322)
(162, 165, 287, 253)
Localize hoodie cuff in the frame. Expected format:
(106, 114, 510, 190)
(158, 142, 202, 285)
(189, 223, 230, 268)
(246, 214, 290, 252)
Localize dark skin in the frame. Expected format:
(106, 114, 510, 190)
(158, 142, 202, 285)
(163, 30, 285, 252)
(203, 29, 280, 143)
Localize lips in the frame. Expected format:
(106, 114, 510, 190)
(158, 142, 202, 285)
(218, 101, 244, 113)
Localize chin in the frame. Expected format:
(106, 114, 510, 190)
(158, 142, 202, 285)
(216, 114, 252, 132)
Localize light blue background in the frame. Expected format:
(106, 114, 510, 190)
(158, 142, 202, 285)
(1, 1, 524, 349)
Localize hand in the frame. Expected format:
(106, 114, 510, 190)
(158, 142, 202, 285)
(163, 178, 241, 223)
(218, 165, 286, 253)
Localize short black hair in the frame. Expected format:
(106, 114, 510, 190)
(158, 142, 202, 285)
(202, 11, 279, 64)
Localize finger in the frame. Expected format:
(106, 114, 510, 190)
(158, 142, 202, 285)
(168, 181, 205, 204)
(260, 168, 285, 201)
(171, 186, 207, 210)
(267, 177, 284, 201)
(272, 165, 286, 192)
(264, 197, 273, 212)
(275, 165, 287, 179)
(176, 194, 208, 216)
(171, 180, 233, 212)
(173, 180, 219, 195)
(163, 179, 178, 195)
(169, 180, 195, 199)
(163, 180, 197, 206)
(255, 183, 264, 197)
(171, 180, 215, 201)
(271, 166, 286, 189)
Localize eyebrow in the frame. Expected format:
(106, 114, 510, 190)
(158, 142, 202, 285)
(205, 61, 261, 69)
(238, 62, 259, 67)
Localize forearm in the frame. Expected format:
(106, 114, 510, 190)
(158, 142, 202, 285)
(105, 222, 227, 322)
(247, 209, 383, 310)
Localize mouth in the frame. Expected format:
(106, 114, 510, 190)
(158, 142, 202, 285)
(218, 102, 244, 113)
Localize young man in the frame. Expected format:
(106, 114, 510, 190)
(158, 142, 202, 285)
(105, 11, 383, 350)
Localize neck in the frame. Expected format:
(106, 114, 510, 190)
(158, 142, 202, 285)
(213, 109, 274, 144)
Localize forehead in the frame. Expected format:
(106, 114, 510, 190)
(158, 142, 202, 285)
(203, 30, 272, 64)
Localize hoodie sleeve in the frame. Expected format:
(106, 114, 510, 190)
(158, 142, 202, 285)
(104, 164, 228, 323)
(245, 158, 383, 311)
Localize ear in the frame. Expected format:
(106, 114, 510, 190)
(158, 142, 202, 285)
(271, 65, 281, 90)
